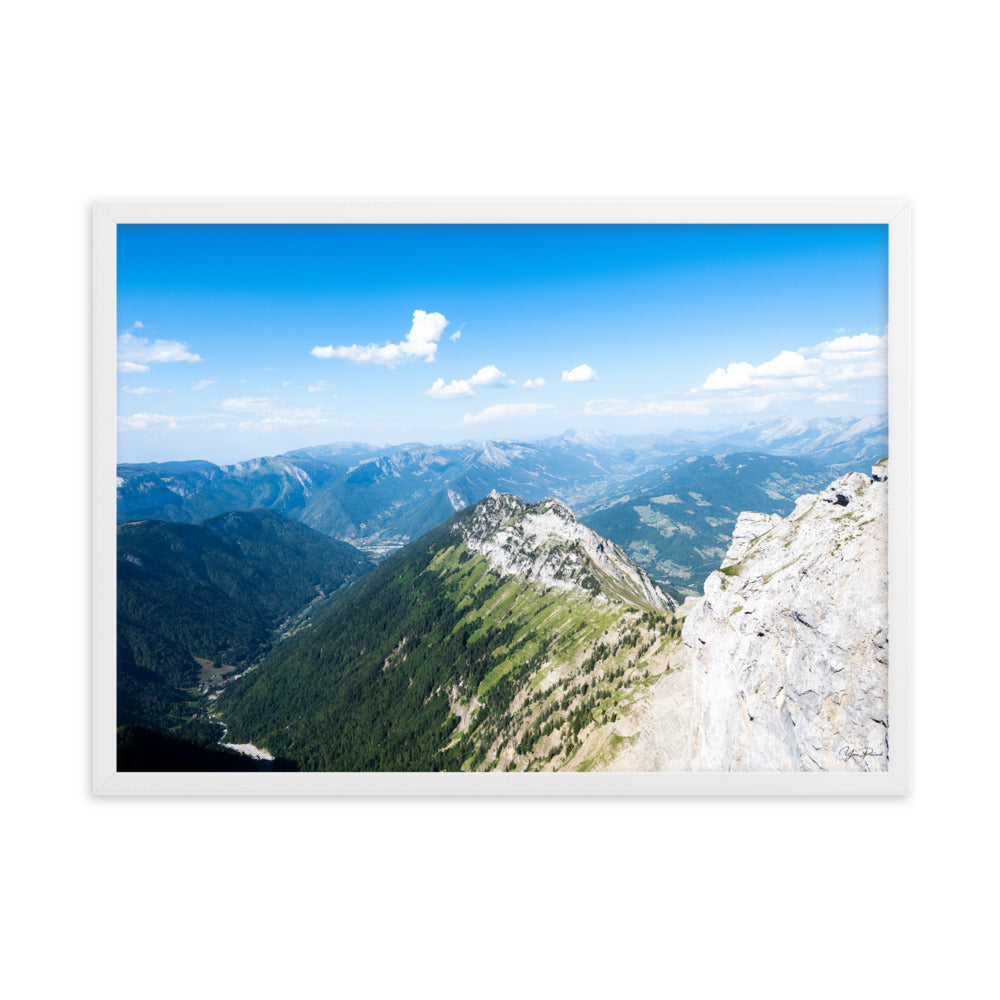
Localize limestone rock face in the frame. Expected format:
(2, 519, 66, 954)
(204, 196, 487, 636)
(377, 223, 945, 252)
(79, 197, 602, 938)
(682, 463, 889, 771)
(456, 490, 674, 612)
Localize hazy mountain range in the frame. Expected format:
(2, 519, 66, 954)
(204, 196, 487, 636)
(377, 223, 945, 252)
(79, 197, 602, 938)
(117, 415, 886, 589)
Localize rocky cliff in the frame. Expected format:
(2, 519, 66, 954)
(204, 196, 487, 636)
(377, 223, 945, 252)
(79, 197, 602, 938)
(681, 461, 889, 771)
(456, 490, 674, 612)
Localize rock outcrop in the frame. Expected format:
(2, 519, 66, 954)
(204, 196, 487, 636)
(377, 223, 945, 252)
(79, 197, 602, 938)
(456, 490, 674, 611)
(681, 462, 889, 771)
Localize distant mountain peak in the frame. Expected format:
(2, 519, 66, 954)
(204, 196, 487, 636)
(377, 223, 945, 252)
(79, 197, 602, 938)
(476, 441, 514, 468)
(457, 491, 674, 612)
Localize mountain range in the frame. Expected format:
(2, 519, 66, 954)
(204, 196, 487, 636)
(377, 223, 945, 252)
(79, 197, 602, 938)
(114, 414, 890, 771)
(214, 461, 889, 772)
(116, 453, 890, 772)
(116, 415, 886, 588)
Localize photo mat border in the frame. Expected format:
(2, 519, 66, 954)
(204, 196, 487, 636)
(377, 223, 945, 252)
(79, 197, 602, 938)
(93, 199, 911, 795)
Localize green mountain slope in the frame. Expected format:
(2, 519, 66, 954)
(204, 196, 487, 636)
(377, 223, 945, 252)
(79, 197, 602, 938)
(581, 453, 839, 595)
(117, 509, 373, 744)
(216, 494, 686, 772)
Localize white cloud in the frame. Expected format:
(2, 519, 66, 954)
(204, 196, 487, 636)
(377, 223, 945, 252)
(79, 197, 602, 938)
(702, 361, 756, 391)
(810, 332, 888, 381)
(427, 377, 474, 399)
(469, 364, 511, 387)
(307, 380, 333, 392)
(312, 309, 449, 366)
(426, 365, 511, 398)
(523, 377, 546, 390)
(755, 350, 820, 379)
(701, 333, 886, 395)
(562, 363, 598, 383)
(835, 327, 849, 334)
(118, 396, 338, 435)
(117, 412, 207, 431)
(189, 379, 216, 391)
(815, 331, 883, 359)
(604, 331, 885, 422)
(120, 385, 156, 395)
(461, 403, 555, 425)
(219, 396, 272, 412)
(449, 329, 462, 342)
(827, 360, 887, 382)
(237, 413, 330, 432)
(117, 331, 201, 372)
(703, 352, 822, 391)
(231, 400, 335, 432)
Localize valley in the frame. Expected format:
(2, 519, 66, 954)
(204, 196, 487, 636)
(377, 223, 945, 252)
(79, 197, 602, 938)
(114, 417, 890, 774)
(580, 452, 841, 597)
(116, 508, 372, 755)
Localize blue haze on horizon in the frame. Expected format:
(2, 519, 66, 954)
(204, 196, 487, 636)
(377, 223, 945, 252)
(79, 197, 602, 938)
(116, 223, 888, 465)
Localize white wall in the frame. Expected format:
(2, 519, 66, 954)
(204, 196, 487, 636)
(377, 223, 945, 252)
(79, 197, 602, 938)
(4, 2, 994, 997)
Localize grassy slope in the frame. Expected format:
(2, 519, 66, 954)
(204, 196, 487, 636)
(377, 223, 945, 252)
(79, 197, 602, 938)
(217, 510, 686, 772)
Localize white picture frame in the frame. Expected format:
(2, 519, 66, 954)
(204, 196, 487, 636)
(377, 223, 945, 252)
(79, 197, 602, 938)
(94, 199, 911, 795)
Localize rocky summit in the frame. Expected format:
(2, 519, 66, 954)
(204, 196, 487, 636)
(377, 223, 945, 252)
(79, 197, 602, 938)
(456, 490, 674, 612)
(681, 461, 889, 771)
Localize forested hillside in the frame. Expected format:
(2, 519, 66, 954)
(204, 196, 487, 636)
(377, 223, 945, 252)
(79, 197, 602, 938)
(217, 496, 686, 771)
(117, 509, 373, 745)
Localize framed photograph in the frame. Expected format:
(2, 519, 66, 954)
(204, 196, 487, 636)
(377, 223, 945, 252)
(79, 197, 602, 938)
(94, 200, 910, 794)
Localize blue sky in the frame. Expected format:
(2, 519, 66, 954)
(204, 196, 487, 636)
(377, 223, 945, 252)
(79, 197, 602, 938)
(116, 223, 888, 463)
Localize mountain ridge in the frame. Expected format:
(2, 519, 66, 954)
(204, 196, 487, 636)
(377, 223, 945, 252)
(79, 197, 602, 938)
(459, 491, 673, 612)
(215, 491, 684, 771)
